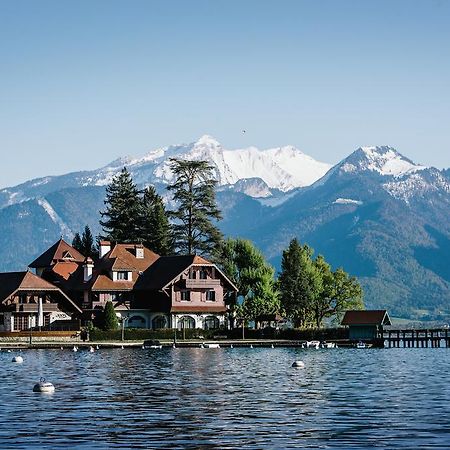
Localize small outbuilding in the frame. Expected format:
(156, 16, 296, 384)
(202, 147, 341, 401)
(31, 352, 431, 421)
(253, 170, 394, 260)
(341, 310, 391, 341)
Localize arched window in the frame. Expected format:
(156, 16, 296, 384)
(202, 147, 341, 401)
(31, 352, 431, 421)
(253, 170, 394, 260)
(204, 315, 220, 330)
(178, 316, 196, 330)
(128, 315, 146, 328)
(152, 315, 167, 329)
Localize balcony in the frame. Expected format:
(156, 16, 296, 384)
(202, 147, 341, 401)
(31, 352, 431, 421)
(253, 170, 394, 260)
(182, 279, 221, 288)
(13, 303, 60, 313)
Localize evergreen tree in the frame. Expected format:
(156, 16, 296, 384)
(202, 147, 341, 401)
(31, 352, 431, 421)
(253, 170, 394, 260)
(217, 238, 279, 326)
(103, 301, 119, 331)
(167, 159, 222, 255)
(81, 225, 98, 258)
(100, 168, 142, 243)
(72, 233, 83, 253)
(139, 186, 172, 255)
(278, 239, 322, 328)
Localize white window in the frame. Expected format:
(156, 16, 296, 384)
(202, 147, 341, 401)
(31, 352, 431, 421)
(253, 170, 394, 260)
(117, 271, 129, 281)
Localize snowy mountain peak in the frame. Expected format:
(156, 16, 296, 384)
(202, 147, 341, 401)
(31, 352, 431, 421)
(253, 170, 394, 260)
(195, 134, 222, 148)
(120, 136, 331, 192)
(340, 146, 427, 177)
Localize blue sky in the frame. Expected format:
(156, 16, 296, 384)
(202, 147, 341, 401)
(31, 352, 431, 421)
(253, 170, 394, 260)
(1, 0, 449, 188)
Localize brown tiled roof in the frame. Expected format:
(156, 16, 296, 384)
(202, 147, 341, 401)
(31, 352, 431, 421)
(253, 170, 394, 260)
(341, 310, 391, 326)
(102, 244, 159, 272)
(171, 305, 227, 313)
(91, 275, 134, 292)
(29, 239, 85, 268)
(0, 271, 82, 313)
(51, 261, 79, 281)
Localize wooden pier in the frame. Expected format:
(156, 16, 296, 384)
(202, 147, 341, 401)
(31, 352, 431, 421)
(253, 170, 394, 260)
(383, 328, 450, 348)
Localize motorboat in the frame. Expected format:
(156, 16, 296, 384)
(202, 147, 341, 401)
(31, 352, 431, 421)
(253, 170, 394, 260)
(356, 341, 367, 349)
(143, 339, 163, 349)
(203, 343, 220, 348)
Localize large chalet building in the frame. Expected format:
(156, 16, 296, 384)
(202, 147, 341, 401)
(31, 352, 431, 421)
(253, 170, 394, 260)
(0, 239, 237, 332)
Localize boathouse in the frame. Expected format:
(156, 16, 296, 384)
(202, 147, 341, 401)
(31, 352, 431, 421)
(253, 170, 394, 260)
(341, 310, 392, 341)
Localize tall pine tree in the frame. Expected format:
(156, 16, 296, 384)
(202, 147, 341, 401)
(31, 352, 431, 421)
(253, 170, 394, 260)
(100, 168, 142, 243)
(139, 186, 172, 255)
(167, 159, 222, 255)
(72, 226, 98, 258)
(72, 233, 83, 253)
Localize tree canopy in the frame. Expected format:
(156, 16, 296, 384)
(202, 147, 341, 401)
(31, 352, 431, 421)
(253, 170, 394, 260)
(167, 159, 222, 255)
(139, 186, 172, 255)
(279, 238, 364, 328)
(100, 168, 142, 243)
(217, 238, 280, 326)
(72, 225, 98, 259)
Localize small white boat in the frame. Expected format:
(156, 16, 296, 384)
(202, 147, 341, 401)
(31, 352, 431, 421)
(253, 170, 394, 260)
(204, 343, 220, 349)
(307, 340, 320, 349)
(320, 342, 336, 349)
(356, 341, 367, 349)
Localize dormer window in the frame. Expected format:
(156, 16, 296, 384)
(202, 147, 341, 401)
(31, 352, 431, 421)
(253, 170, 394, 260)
(135, 246, 144, 259)
(117, 271, 129, 281)
(62, 250, 73, 260)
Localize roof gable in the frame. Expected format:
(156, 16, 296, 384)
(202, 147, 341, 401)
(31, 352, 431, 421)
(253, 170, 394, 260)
(341, 310, 391, 326)
(100, 244, 159, 272)
(135, 255, 238, 292)
(29, 239, 85, 268)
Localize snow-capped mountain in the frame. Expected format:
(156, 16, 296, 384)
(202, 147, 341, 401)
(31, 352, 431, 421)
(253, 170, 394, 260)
(0, 135, 331, 209)
(0, 140, 449, 321)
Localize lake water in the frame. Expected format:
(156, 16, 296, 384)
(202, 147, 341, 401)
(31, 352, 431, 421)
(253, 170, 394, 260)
(0, 347, 449, 449)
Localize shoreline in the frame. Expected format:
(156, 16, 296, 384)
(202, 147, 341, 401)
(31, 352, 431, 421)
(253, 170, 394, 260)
(0, 339, 379, 349)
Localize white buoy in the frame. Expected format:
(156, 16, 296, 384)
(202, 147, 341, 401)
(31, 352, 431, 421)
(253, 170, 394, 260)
(7, 350, 11, 353)
(72, 346, 78, 352)
(60, 346, 64, 350)
(12, 356, 23, 363)
(141, 345, 145, 349)
(96, 345, 99, 350)
(271, 344, 275, 349)
(230, 344, 233, 348)
(89, 346, 95, 353)
(250, 345, 253, 349)
(33, 378, 55, 393)
(172, 344, 176, 348)
(292, 361, 305, 368)
(121, 345, 124, 349)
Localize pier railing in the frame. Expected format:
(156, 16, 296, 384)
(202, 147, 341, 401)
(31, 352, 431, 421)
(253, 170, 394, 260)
(382, 328, 450, 348)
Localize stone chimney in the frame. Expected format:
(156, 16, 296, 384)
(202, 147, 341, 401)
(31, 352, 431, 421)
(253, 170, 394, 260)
(83, 257, 94, 282)
(135, 244, 144, 259)
(99, 241, 111, 258)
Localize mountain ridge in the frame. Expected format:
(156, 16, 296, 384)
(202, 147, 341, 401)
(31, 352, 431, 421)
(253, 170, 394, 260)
(0, 137, 448, 320)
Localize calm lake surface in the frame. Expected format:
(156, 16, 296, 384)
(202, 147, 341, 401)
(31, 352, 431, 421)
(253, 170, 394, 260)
(0, 347, 449, 449)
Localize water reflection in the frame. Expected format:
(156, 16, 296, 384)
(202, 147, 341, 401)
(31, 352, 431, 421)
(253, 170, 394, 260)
(0, 347, 449, 448)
